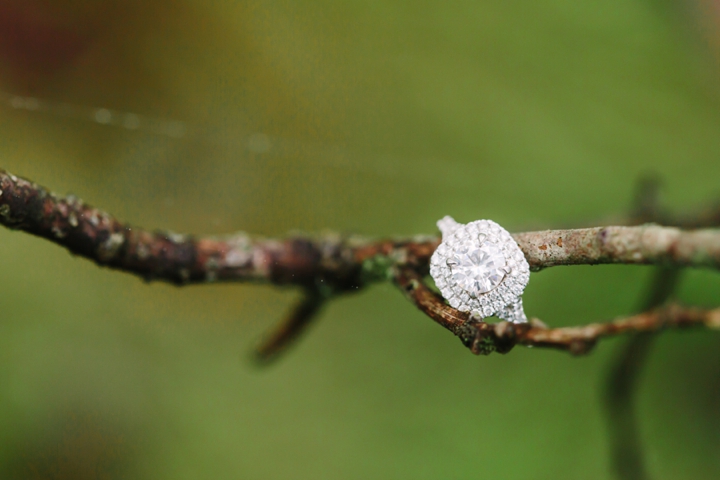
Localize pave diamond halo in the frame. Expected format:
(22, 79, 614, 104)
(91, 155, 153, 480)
(429, 216, 530, 323)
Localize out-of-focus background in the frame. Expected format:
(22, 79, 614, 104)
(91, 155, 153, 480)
(0, 1, 719, 478)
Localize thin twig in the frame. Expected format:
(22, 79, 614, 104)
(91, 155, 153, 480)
(394, 266, 718, 355)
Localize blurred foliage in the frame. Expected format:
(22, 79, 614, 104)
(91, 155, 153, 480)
(0, 0, 719, 478)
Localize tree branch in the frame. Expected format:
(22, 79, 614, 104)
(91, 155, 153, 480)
(514, 226, 720, 271)
(0, 169, 438, 290)
(2, 169, 720, 291)
(0, 167, 719, 358)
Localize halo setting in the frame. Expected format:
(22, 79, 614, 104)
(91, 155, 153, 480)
(429, 216, 530, 323)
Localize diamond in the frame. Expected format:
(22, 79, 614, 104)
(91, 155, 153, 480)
(447, 241, 507, 295)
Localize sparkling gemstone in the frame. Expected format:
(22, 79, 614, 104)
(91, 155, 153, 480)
(447, 241, 506, 295)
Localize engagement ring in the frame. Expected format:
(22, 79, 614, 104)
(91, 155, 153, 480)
(429, 216, 530, 323)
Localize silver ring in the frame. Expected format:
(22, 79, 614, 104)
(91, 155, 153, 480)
(429, 216, 530, 323)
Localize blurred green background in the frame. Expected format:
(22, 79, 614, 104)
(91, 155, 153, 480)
(0, 0, 719, 478)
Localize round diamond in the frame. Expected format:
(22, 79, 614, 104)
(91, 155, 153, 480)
(447, 241, 506, 295)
